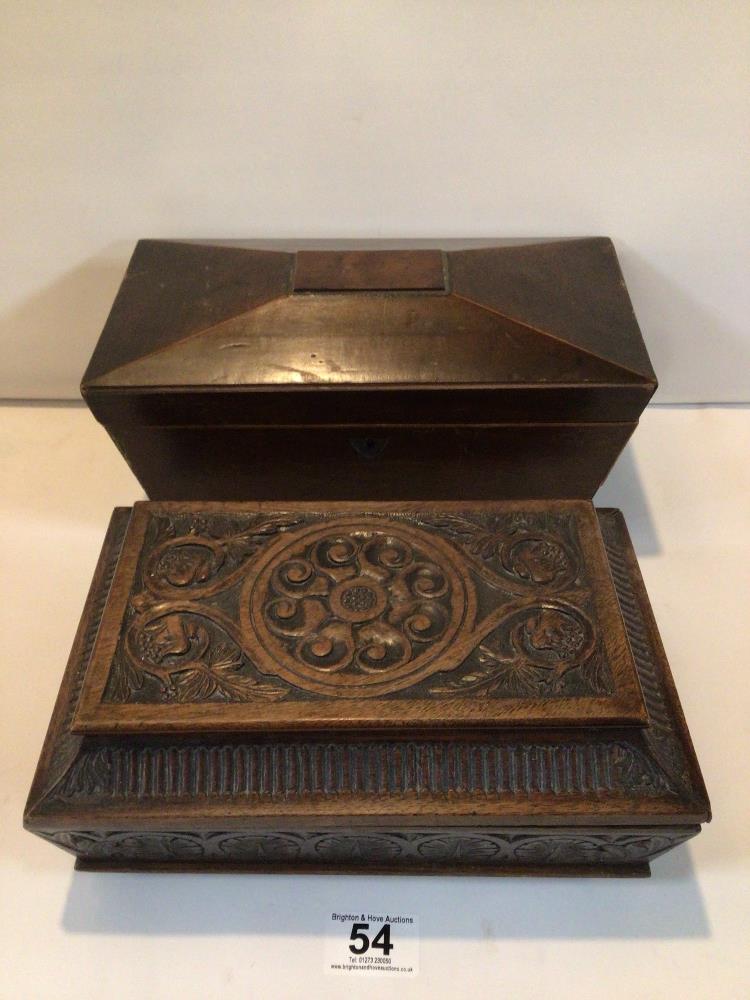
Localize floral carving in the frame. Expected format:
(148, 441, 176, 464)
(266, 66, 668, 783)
(110, 612, 288, 703)
(154, 543, 221, 587)
(104, 513, 305, 704)
(419, 512, 578, 592)
(243, 521, 474, 697)
(508, 832, 681, 865)
(39, 827, 697, 870)
(314, 834, 404, 862)
(430, 602, 605, 697)
(217, 834, 302, 861)
(416, 835, 503, 862)
(144, 513, 302, 599)
(101, 510, 620, 705)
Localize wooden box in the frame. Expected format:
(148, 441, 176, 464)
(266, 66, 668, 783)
(26, 236, 708, 876)
(81, 238, 657, 500)
(25, 501, 709, 876)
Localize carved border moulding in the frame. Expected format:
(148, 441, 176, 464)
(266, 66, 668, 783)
(71, 501, 648, 734)
(24, 507, 710, 876)
(41, 826, 700, 877)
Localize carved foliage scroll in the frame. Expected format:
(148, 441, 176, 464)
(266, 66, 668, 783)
(104, 510, 615, 705)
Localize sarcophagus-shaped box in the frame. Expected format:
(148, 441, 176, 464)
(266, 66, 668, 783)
(81, 238, 657, 500)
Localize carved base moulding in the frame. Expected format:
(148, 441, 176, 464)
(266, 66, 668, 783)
(25, 502, 710, 876)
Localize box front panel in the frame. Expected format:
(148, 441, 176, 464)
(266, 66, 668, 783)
(109, 423, 635, 501)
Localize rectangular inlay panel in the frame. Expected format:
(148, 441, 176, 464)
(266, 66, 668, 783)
(73, 501, 647, 734)
(293, 249, 446, 291)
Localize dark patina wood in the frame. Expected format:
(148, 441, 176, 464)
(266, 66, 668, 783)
(24, 506, 709, 876)
(81, 238, 656, 500)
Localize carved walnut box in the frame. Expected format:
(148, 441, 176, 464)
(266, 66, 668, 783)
(25, 501, 709, 876)
(81, 238, 657, 501)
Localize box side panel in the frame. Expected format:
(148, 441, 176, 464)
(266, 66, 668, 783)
(598, 509, 711, 818)
(23, 508, 132, 820)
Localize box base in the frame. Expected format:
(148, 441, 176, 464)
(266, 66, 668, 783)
(74, 857, 651, 878)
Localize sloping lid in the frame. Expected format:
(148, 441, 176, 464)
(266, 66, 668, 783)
(73, 500, 647, 735)
(82, 238, 656, 423)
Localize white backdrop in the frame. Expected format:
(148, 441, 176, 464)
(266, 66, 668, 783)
(1, 1, 748, 401)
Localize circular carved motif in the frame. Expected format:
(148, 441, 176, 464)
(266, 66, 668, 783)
(240, 520, 476, 697)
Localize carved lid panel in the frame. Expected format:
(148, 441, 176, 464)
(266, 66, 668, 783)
(73, 501, 647, 734)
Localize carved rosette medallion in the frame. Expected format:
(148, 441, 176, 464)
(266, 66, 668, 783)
(240, 520, 477, 697)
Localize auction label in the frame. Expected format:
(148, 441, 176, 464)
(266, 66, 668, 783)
(324, 911, 419, 977)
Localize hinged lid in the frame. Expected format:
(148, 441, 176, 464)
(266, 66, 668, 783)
(73, 500, 647, 735)
(82, 237, 656, 428)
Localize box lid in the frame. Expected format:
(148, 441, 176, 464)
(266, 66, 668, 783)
(73, 500, 647, 735)
(82, 237, 656, 427)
